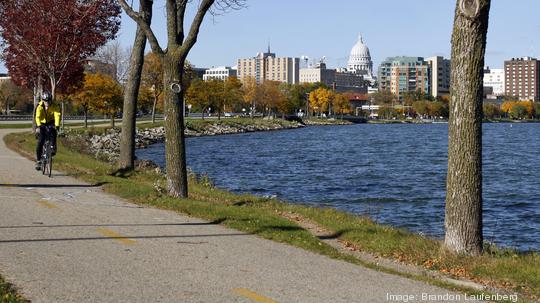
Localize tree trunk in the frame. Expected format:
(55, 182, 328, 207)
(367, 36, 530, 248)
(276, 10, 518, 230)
(84, 107, 88, 128)
(118, 0, 152, 170)
(163, 54, 188, 198)
(445, 0, 491, 256)
(151, 93, 157, 124)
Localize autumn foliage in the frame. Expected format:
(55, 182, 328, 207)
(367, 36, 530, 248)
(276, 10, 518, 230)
(0, 0, 121, 96)
(501, 101, 535, 119)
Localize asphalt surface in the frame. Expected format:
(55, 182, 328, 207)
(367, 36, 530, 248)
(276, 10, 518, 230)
(0, 129, 477, 303)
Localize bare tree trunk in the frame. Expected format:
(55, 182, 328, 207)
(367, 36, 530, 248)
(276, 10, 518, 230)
(118, 0, 152, 170)
(84, 107, 88, 128)
(445, 0, 491, 256)
(163, 54, 188, 198)
(151, 93, 157, 124)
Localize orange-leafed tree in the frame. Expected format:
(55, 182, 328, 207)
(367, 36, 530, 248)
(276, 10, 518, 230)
(332, 93, 351, 118)
(73, 73, 122, 128)
(141, 52, 164, 124)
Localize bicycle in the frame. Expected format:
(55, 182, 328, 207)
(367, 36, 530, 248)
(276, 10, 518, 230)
(40, 129, 54, 178)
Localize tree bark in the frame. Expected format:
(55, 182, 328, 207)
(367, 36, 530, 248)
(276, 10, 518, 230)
(151, 93, 157, 124)
(163, 54, 188, 198)
(84, 107, 88, 128)
(118, 0, 152, 170)
(445, 0, 491, 256)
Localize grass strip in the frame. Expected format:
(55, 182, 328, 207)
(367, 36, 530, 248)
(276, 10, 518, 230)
(4, 130, 539, 302)
(0, 275, 27, 303)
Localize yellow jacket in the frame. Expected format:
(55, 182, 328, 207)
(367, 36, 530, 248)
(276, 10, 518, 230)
(35, 101, 61, 127)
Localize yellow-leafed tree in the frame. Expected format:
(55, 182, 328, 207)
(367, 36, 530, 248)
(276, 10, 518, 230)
(73, 73, 122, 128)
(332, 93, 351, 118)
(309, 87, 333, 117)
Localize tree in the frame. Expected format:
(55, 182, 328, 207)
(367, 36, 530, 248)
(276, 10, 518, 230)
(332, 93, 351, 118)
(242, 77, 259, 119)
(95, 40, 131, 83)
(445, 0, 491, 256)
(221, 77, 243, 116)
(428, 101, 448, 118)
(412, 101, 429, 117)
(309, 87, 333, 117)
(0, 80, 32, 115)
(141, 52, 164, 124)
(0, 0, 121, 103)
(73, 73, 122, 128)
(371, 89, 396, 105)
(483, 103, 501, 119)
(119, 0, 245, 198)
(119, 0, 152, 171)
(186, 78, 220, 119)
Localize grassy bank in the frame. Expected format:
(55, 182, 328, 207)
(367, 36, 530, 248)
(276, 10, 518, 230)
(0, 276, 26, 303)
(4, 129, 539, 302)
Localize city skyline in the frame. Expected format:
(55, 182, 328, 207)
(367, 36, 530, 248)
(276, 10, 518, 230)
(2, 1, 540, 73)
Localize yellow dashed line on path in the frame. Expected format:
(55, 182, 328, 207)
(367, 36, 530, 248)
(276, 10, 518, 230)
(37, 200, 57, 209)
(96, 227, 136, 245)
(232, 288, 279, 303)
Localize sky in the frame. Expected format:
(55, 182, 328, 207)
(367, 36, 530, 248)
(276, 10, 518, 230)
(2, 0, 540, 73)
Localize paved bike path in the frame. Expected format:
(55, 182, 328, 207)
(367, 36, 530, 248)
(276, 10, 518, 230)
(0, 129, 474, 302)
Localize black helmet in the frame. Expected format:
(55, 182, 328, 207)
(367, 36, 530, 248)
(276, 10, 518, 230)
(42, 92, 52, 102)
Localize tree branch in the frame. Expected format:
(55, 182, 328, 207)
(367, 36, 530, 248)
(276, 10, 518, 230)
(118, 0, 163, 56)
(166, 0, 179, 48)
(179, 0, 214, 59)
(176, 0, 188, 43)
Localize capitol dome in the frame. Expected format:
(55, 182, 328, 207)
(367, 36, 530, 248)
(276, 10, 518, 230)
(348, 34, 373, 75)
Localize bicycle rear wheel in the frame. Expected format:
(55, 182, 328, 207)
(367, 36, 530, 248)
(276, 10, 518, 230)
(47, 148, 53, 177)
(41, 140, 50, 176)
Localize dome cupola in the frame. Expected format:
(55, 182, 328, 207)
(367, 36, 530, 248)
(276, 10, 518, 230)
(348, 34, 373, 75)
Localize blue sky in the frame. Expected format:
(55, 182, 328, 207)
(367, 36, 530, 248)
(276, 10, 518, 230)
(2, 1, 539, 73)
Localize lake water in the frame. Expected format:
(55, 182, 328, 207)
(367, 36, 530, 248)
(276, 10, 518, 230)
(136, 123, 540, 251)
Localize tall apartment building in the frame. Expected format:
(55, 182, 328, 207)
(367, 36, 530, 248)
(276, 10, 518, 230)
(378, 56, 430, 100)
(237, 48, 299, 84)
(203, 66, 237, 81)
(504, 57, 540, 101)
(483, 67, 505, 96)
(425, 56, 451, 98)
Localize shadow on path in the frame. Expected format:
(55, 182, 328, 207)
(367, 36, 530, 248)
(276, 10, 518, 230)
(0, 232, 249, 244)
(0, 218, 226, 229)
(0, 182, 108, 188)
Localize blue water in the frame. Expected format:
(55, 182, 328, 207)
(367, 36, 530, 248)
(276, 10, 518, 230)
(136, 123, 540, 251)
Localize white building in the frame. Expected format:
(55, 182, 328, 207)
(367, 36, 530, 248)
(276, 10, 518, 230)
(483, 67, 505, 96)
(425, 56, 451, 98)
(347, 34, 373, 77)
(203, 66, 237, 81)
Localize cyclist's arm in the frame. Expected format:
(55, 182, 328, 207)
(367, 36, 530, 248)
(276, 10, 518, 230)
(54, 105, 61, 127)
(35, 104, 44, 127)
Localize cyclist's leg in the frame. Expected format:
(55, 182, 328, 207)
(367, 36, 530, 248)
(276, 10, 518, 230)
(35, 126, 45, 170)
(36, 126, 46, 161)
(50, 126, 58, 155)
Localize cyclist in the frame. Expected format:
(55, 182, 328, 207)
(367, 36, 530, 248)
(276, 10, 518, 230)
(35, 92, 61, 170)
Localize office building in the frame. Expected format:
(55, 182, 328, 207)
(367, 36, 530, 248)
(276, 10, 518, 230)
(504, 57, 539, 101)
(203, 66, 237, 81)
(237, 47, 299, 84)
(483, 67, 504, 96)
(425, 56, 451, 98)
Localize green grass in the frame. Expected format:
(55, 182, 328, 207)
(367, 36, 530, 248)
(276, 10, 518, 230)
(0, 120, 111, 129)
(4, 130, 540, 302)
(0, 276, 26, 303)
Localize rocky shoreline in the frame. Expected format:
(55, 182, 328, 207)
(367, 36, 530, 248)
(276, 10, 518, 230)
(83, 120, 309, 162)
